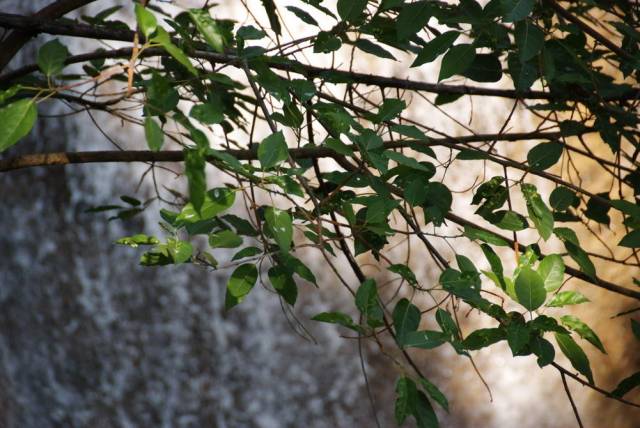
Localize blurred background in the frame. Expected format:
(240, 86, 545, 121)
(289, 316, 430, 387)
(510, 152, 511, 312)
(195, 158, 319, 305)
(0, 1, 638, 427)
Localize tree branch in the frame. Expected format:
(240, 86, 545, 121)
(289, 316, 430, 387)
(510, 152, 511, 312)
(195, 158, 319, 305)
(1, 13, 638, 102)
(0, 1, 98, 71)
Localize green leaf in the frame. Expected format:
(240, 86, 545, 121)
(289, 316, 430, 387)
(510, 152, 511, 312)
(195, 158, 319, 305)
(209, 230, 243, 248)
(527, 142, 563, 171)
(481, 244, 506, 289)
(265, 207, 293, 252)
(422, 182, 452, 226)
(337, 0, 368, 22)
(236, 25, 265, 40)
(514, 20, 544, 61)
(355, 278, 384, 327)
(393, 298, 421, 343)
(289, 79, 316, 103)
(258, 131, 288, 169)
(312, 311, 363, 333)
(324, 137, 354, 155)
(554, 333, 594, 384)
(401, 330, 447, 349)
(135, 4, 157, 38)
(286, 6, 318, 25)
(492, 210, 529, 231)
(225, 263, 258, 310)
(547, 291, 589, 308)
(375, 98, 406, 122)
(0, 99, 37, 153)
(189, 9, 231, 53)
(268, 265, 298, 305)
(414, 390, 439, 428)
(396, 1, 434, 41)
(537, 254, 565, 291)
(514, 266, 547, 311)
(619, 230, 640, 248)
(177, 187, 236, 223)
(550, 187, 579, 211)
(143, 117, 163, 151)
(419, 377, 449, 413)
(145, 72, 178, 115)
(231, 246, 262, 261)
(461, 54, 503, 83)
(260, 0, 282, 34)
(522, 183, 554, 241)
(152, 27, 198, 75)
(463, 328, 506, 350)
(560, 315, 605, 353)
(185, 149, 206, 214)
(506, 322, 531, 355)
(354, 39, 396, 60)
(632, 319, 640, 341)
(282, 254, 317, 285)
(37, 39, 69, 77)
(501, 0, 535, 22)
(531, 336, 556, 367)
(438, 44, 476, 81)
(584, 192, 611, 225)
(314, 31, 342, 53)
(395, 377, 417, 426)
(385, 151, 433, 173)
(388, 264, 418, 286)
(611, 372, 640, 398)
(190, 97, 224, 125)
(554, 227, 596, 280)
(463, 225, 510, 246)
(115, 234, 159, 247)
(166, 239, 193, 264)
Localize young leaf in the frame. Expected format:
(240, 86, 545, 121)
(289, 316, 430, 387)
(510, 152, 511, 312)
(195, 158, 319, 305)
(537, 254, 565, 291)
(166, 239, 193, 264)
(258, 131, 288, 169)
(522, 183, 554, 240)
(189, 9, 231, 53)
(37, 39, 69, 77)
(265, 207, 293, 252)
(225, 263, 258, 310)
(514, 266, 547, 311)
(560, 315, 606, 353)
(152, 27, 198, 75)
(547, 291, 589, 308)
(438, 44, 476, 81)
(554, 333, 594, 384)
(135, 4, 157, 38)
(0, 99, 37, 153)
(144, 117, 163, 151)
(209, 230, 243, 248)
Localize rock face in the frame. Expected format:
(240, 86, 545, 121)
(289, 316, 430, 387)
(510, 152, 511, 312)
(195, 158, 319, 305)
(0, 2, 379, 427)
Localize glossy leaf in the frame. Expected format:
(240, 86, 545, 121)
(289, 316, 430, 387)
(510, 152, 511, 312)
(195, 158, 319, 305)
(555, 333, 594, 384)
(225, 263, 258, 310)
(514, 267, 547, 311)
(537, 254, 565, 291)
(135, 4, 157, 38)
(265, 207, 293, 252)
(560, 315, 605, 353)
(258, 131, 288, 169)
(37, 39, 69, 77)
(0, 99, 37, 153)
(527, 142, 563, 171)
